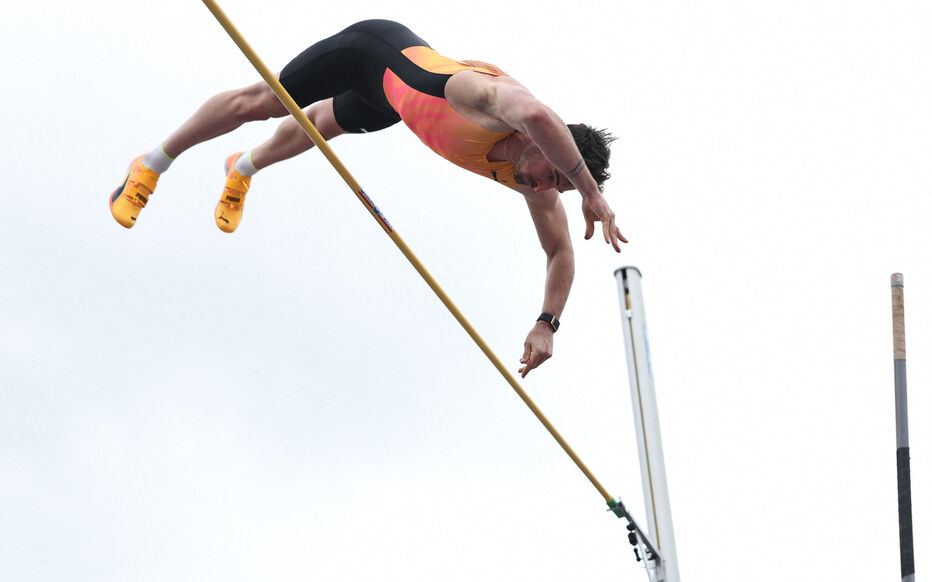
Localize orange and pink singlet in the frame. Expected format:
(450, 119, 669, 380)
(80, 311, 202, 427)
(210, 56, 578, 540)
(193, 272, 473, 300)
(278, 20, 518, 190)
(382, 47, 518, 189)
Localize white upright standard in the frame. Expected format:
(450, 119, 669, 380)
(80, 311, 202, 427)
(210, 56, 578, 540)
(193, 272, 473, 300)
(614, 266, 680, 582)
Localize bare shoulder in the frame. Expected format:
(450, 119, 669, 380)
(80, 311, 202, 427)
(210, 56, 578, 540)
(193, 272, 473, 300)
(445, 71, 530, 132)
(446, 69, 526, 90)
(445, 71, 528, 107)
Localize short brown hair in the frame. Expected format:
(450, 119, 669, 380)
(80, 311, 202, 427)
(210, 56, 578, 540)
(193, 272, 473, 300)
(568, 124, 615, 192)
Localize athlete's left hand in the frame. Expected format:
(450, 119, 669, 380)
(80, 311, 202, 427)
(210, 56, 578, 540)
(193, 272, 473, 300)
(519, 322, 554, 378)
(582, 192, 628, 252)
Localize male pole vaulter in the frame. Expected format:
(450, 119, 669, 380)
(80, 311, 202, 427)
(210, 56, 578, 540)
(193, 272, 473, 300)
(108, 19, 627, 377)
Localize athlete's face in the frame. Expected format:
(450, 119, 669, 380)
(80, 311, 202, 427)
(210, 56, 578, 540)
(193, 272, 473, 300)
(513, 149, 576, 193)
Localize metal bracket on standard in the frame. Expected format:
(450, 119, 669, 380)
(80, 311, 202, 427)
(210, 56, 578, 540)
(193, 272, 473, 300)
(607, 498, 665, 576)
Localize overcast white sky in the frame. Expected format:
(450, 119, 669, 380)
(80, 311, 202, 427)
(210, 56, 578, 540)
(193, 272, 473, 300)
(1, 1, 929, 580)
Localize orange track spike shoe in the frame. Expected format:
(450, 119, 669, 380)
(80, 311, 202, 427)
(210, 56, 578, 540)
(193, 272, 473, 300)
(215, 153, 252, 233)
(109, 155, 160, 228)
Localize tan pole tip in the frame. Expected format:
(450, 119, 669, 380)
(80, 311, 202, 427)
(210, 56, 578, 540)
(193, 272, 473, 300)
(892, 273, 904, 287)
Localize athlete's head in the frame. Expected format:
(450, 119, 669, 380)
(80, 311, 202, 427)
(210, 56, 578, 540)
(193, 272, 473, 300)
(513, 148, 576, 193)
(568, 123, 615, 192)
(512, 125, 615, 193)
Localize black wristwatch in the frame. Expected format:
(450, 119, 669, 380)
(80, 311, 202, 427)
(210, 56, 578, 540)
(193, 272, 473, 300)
(537, 312, 560, 332)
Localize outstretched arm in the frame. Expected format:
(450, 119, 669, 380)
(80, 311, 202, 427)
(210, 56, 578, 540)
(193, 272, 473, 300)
(445, 72, 627, 251)
(496, 84, 628, 252)
(519, 190, 575, 378)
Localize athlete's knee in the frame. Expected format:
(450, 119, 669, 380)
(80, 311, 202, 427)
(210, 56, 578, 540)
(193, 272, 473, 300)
(232, 82, 287, 122)
(306, 101, 345, 140)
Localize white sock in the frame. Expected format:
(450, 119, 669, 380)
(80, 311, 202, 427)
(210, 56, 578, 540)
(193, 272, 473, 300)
(142, 143, 174, 174)
(233, 150, 258, 177)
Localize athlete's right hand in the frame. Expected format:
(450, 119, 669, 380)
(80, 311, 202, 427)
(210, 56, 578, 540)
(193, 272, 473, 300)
(519, 322, 554, 378)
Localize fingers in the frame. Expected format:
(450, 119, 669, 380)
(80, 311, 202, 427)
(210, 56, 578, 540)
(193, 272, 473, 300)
(519, 342, 530, 376)
(520, 356, 536, 378)
(584, 199, 628, 250)
(518, 346, 551, 378)
(583, 196, 626, 248)
(520, 345, 534, 378)
(604, 221, 621, 252)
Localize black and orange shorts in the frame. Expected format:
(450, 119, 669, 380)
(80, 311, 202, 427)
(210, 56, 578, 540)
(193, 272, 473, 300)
(279, 20, 451, 133)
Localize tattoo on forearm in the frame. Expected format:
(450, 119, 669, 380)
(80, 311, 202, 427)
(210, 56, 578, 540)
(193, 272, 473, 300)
(567, 158, 585, 178)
